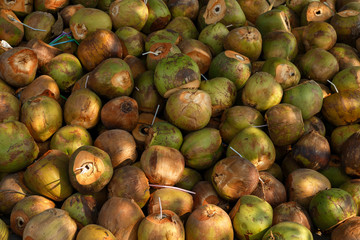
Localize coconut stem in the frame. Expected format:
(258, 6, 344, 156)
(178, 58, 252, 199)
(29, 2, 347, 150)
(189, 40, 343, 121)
(151, 105, 160, 126)
(144, 0, 148, 4)
(149, 184, 196, 195)
(7, 15, 46, 32)
(229, 146, 244, 158)
(201, 74, 208, 81)
(226, 24, 233, 28)
(85, 75, 89, 88)
(327, 80, 339, 93)
(253, 124, 268, 128)
(159, 197, 162, 219)
(142, 50, 161, 56)
(135, 86, 140, 91)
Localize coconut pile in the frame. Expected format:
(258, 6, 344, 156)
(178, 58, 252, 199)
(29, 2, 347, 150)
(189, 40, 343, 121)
(1, 0, 360, 239)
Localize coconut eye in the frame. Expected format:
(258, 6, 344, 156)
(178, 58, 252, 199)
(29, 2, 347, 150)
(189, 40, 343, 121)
(213, 4, 221, 14)
(314, 9, 322, 16)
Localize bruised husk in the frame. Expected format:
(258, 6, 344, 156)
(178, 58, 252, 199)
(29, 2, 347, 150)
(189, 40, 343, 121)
(331, 217, 360, 240)
(41, 53, 83, 92)
(89, 58, 134, 99)
(94, 129, 137, 168)
(262, 30, 298, 61)
(0, 47, 37, 88)
(144, 29, 181, 52)
(304, 116, 326, 136)
(61, 193, 98, 228)
(329, 43, 360, 71)
(219, 106, 264, 144)
(138, 209, 185, 240)
(69, 145, 113, 194)
(98, 197, 145, 240)
(251, 172, 286, 207)
(76, 224, 116, 240)
(107, 165, 150, 208)
(302, 21, 337, 51)
(140, 145, 185, 186)
(23, 208, 77, 240)
(286, 168, 331, 209)
(211, 156, 259, 201)
(64, 88, 102, 129)
(0, 121, 39, 173)
(330, 10, 360, 46)
(309, 188, 357, 231)
(76, 29, 125, 72)
(227, 127, 276, 171)
(265, 103, 304, 146)
(0, 91, 20, 123)
(0, 172, 32, 214)
(181, 128, 223, 170)
(185, 204, 233, 240)
(262, 222, 313, 240)
(24, 150, 73, 201)
(145, 121, 183, 150)
(165, 89, 212, 131)
(148, 188, 193, 220)
(115, 26, 145, 57)
(101, 96, 139, 131)
(19, 75, 60, 104)
(10, 195, 55, 236)
(292, 130, 330, 170)
(229, 195, 273, 240)
(273, 201, 313, 230)
(154, 53, 200, 98)
(21, 95, 63, 142)
(50, 125, 92, 156)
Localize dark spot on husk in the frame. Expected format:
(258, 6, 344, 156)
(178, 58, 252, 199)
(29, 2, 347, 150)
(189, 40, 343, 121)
(121, 101, 133, 113)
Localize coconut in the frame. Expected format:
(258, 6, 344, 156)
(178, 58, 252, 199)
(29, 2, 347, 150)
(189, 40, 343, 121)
(24, 150, 73, 201)
(101, 96, 139, 131)
(124, 55, 147, 79)
(341, 130, 360, 176)
(145, 121, 183, 150)
(192, 181, 229, 211)
(21, 95, 63, 142)
(185, 204, 233, 240)
(107, 165, 150, 208)
(141, 0, 171, 34)
(61, 193, 98, 228)
(229, 195, 273, 240)
(340, 179, 360, 215)
(0, 91, 20, 123)
(140, 145, 185, 186)
(331, 217, 360, 240)
(76, 224, 116, 240)
(273, 201, 313, 230)
(0, 9, 24, 47)
(0, 47, 38, 88)
(0, 121, 39, 173)
(175, 168, 202, 191)
(94, 129, 137, 168)
(198, 22, 229, 56)
(211, 156, 259, 201)
(286, 168, 331, 209)
(10, 195, 55, 236)
(69, 145, 113, 194)
(50, 125, 92, 156)
(98, 197, 145, 240)
(23, 208, 77, 240)
(251, 172, 287, 207)
(262, 222, 313, 240)
(0, 172, 32, 214)
(0, 218, 8, 240)
(19, 75, 60, 104)
(25, 39, 63, 68)
(181, 128, 223, 170)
